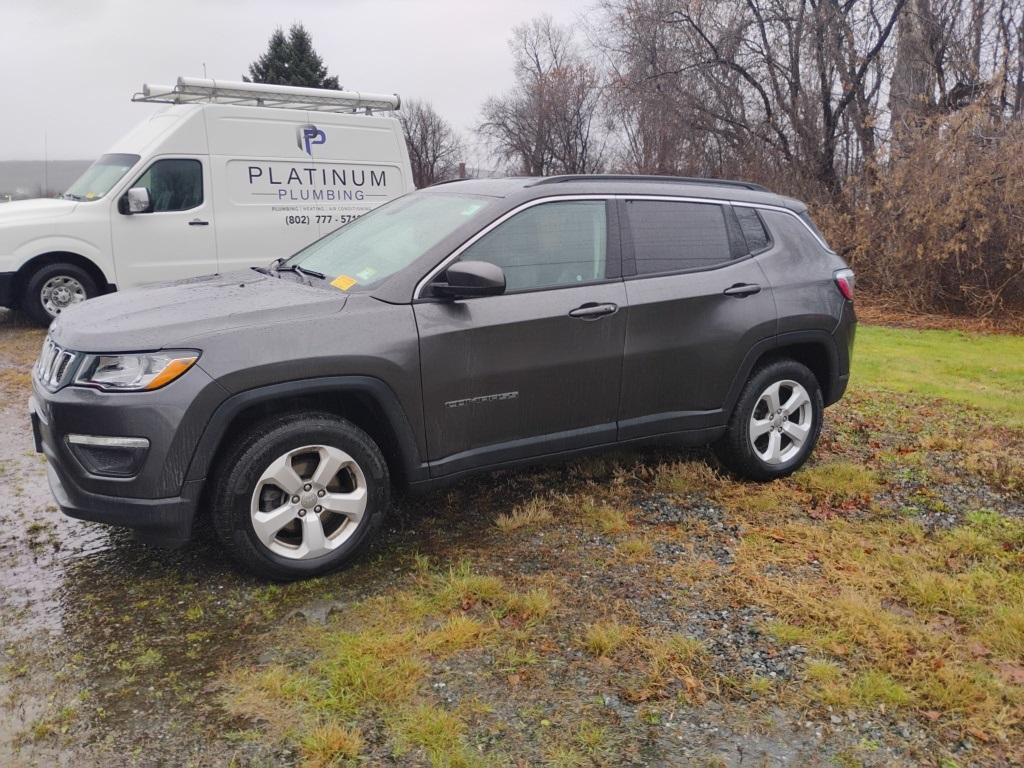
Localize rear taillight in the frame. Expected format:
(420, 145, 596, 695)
(834, 268, 855, 301)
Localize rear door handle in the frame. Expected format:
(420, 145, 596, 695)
(723, 283, 761, 297)
(568, 302, 618, 319)
(188, 218, 209, 226)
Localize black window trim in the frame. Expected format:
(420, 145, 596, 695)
(733, 204, 774, 256)
(413, 195, 622, 301)
(124, 156, 205, 214)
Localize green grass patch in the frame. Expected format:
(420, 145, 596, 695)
(853, 325, 1024, 428)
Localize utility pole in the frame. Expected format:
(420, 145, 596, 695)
(43, 130, 49, 198)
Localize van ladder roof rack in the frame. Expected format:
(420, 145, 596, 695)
(133, 77, 401, 114)
(527, 174, 768, 192)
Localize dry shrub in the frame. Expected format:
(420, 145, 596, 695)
(815, 105, 1024, 317)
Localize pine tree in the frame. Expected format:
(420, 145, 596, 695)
(244, 28, 291, 84)
(244, 24, 339, 89)
(286, 24, 339, 89)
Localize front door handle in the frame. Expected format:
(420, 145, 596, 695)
(568, 302, 618, 319)
(723, 283, 761, 297)
(188, 218, 209, 226)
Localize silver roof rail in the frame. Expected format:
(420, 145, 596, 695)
(133, 77, 401, 114)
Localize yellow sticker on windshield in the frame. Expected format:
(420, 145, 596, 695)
(331, 274, 358, 291)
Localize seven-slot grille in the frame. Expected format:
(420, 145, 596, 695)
(35, 337, 78, 391)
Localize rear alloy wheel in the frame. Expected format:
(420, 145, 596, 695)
(211, 412, 389, 580)
(747, 379, 814, 466)
(714, 359, 823, 480)
(23, 262, 98, 325)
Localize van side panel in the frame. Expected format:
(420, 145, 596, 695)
(203, 106, 412, 272)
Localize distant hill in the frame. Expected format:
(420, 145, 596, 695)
(0, 160, 92, 201)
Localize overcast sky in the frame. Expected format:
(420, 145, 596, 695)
(0, 0, 591, 161)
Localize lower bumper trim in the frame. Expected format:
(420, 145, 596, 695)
(48, 463, 202, 546)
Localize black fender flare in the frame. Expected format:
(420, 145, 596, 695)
(722, 330, 841, 417)
(183, 375, 427, 485)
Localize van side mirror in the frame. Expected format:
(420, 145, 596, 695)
(431, 261, 506, 299)
(119, 187, 151, 215)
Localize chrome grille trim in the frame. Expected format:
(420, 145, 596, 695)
(34, 337, 79, 391)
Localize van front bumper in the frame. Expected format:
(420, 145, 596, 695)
(0, 271, 16, 308)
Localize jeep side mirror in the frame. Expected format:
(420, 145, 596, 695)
(431, 261, 506, 299)
(119, 187, 152, 215)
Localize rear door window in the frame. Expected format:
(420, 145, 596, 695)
(625, 200, 733, 274)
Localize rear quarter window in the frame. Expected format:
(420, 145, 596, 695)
(734, 206, 772, 253)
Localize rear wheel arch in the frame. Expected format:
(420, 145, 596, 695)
(759, 341, 836, 404)
(725, 333, 839, 418)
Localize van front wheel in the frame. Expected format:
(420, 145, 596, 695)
(23, 262, 98, 325)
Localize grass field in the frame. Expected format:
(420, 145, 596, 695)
(855, 325, 1024, 428)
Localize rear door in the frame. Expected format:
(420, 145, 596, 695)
(618, 197, 777, 439)
(414, 198, 627, 476)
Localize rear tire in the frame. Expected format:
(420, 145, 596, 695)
(714, 359, 823, 481)
(22, 262, 98, 325)
(210, 411, 390, 581)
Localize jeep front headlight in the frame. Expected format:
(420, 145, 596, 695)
(73, 350, 200, 392)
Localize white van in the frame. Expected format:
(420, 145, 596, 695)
(0, 77, 415, 323)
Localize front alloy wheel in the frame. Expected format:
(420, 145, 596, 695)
(211, 412, 389, 580)
(251, 445, 368, 560)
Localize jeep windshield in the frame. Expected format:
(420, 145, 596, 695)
(63, 153, 140, 201)
(285, 192, 494, 291)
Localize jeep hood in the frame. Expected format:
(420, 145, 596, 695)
(50, 271, 347, 352)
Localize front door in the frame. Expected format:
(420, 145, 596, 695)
(110, 157, 218, 288)
(617, 197, 778, 439)
(415, 199, 626, 477)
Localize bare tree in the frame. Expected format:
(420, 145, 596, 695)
(397, 100, 465, 188)
(479, 16, 606, 175)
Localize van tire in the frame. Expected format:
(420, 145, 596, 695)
(210, 411, 390, 581)
(22, 262, 98, 325)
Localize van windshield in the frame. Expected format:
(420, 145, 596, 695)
(287, 192, 493, 291)
(64, 153, 140, 201)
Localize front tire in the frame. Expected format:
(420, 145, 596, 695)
(714, 359, 824, 481)
(210, 412, 390, 580)
(22, 262, 98, 325)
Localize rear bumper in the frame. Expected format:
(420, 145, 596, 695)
(0, 271, 15, 308)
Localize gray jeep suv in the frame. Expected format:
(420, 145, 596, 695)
(29, 175, 855, 579)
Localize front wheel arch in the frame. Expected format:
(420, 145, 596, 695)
(16, 252, 113, 298)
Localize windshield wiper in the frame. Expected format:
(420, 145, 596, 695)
(62, 193, 83, 201)
(274, 263, 326, 280)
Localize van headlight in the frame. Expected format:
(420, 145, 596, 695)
(73, 350, 200, 392)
